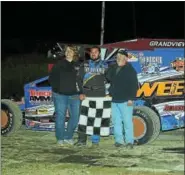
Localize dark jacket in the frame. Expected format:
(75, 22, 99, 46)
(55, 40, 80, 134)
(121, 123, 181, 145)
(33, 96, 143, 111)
(77, 59, 108, 97)
(49, 59, 81, 95)
(106, 63, 139, 102)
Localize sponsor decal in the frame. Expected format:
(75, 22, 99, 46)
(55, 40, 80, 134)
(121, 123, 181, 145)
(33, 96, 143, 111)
(39, 123, 55, 129)
(29, 89, 51, 97)
(26, 110, 37, 115)
(25, 119, 55, 129)
(149, 41, 185, 47)
(137, 80, 184, 98)
(29, 90, 52, 104)
(164, 105, 184, 111)
(139, 56, 162, 75)
(171, 58, 184, 71)
(37, 108, 48, 114)
(140, 56, 162, 64)
(84, 67, 105, 74)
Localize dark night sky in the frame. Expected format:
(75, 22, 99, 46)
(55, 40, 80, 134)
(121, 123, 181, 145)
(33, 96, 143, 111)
(1, 1, 185, 51)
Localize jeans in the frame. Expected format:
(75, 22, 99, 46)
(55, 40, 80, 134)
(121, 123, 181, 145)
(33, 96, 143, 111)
(111, 102, 134, 144)
(52, 92, 80, 141)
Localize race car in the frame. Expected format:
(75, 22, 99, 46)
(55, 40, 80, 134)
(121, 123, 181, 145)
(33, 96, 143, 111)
(21, 39, 185, 145)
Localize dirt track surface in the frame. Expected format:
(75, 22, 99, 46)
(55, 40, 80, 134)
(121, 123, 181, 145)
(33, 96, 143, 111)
(1, 129, 184, 175)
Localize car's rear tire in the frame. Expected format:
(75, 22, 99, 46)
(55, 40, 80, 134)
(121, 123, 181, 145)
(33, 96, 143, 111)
(1, 99, 23, 136)
(110, 106, 161, 145)
(133, 106, 161, 145)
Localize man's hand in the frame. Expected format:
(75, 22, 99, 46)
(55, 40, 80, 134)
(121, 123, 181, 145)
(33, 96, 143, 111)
(79, 94, 86, 101)
(127, 100, 133, 106)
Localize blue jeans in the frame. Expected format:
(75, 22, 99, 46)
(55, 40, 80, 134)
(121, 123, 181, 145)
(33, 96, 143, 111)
(111, 102, 134, 144)
(52, 92, 80, 141)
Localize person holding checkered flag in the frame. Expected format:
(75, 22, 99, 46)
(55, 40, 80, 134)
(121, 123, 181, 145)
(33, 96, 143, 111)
(75, 46, 111, 147)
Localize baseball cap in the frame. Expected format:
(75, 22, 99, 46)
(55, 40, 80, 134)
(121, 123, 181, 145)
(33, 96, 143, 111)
(117, 50, 128, 57)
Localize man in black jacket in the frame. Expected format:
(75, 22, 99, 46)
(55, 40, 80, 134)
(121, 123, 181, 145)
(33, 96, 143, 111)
(75, 46, 109, 146)
(106, 50, 139, 149)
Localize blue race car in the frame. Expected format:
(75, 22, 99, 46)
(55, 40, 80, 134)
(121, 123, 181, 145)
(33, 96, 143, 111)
(22, 40, 185, 145)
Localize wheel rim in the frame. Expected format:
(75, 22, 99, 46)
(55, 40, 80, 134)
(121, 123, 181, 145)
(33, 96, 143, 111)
(133, 116, 147, 139)
(1, 110, 9, 128)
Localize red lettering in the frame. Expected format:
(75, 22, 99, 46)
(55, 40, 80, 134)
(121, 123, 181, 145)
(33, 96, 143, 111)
(164, 105, 184, 111)
(29, 90, 51, 97)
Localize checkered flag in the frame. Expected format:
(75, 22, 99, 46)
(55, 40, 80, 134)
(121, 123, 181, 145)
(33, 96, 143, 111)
(77, 97, 112, 136)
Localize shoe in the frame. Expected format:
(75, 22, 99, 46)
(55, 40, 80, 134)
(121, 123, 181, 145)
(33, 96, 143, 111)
(114, 142, 124, 147)
(126, 143, 134, 149)
(74, 141, 86, 147)
(64, 139, 74, 146)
